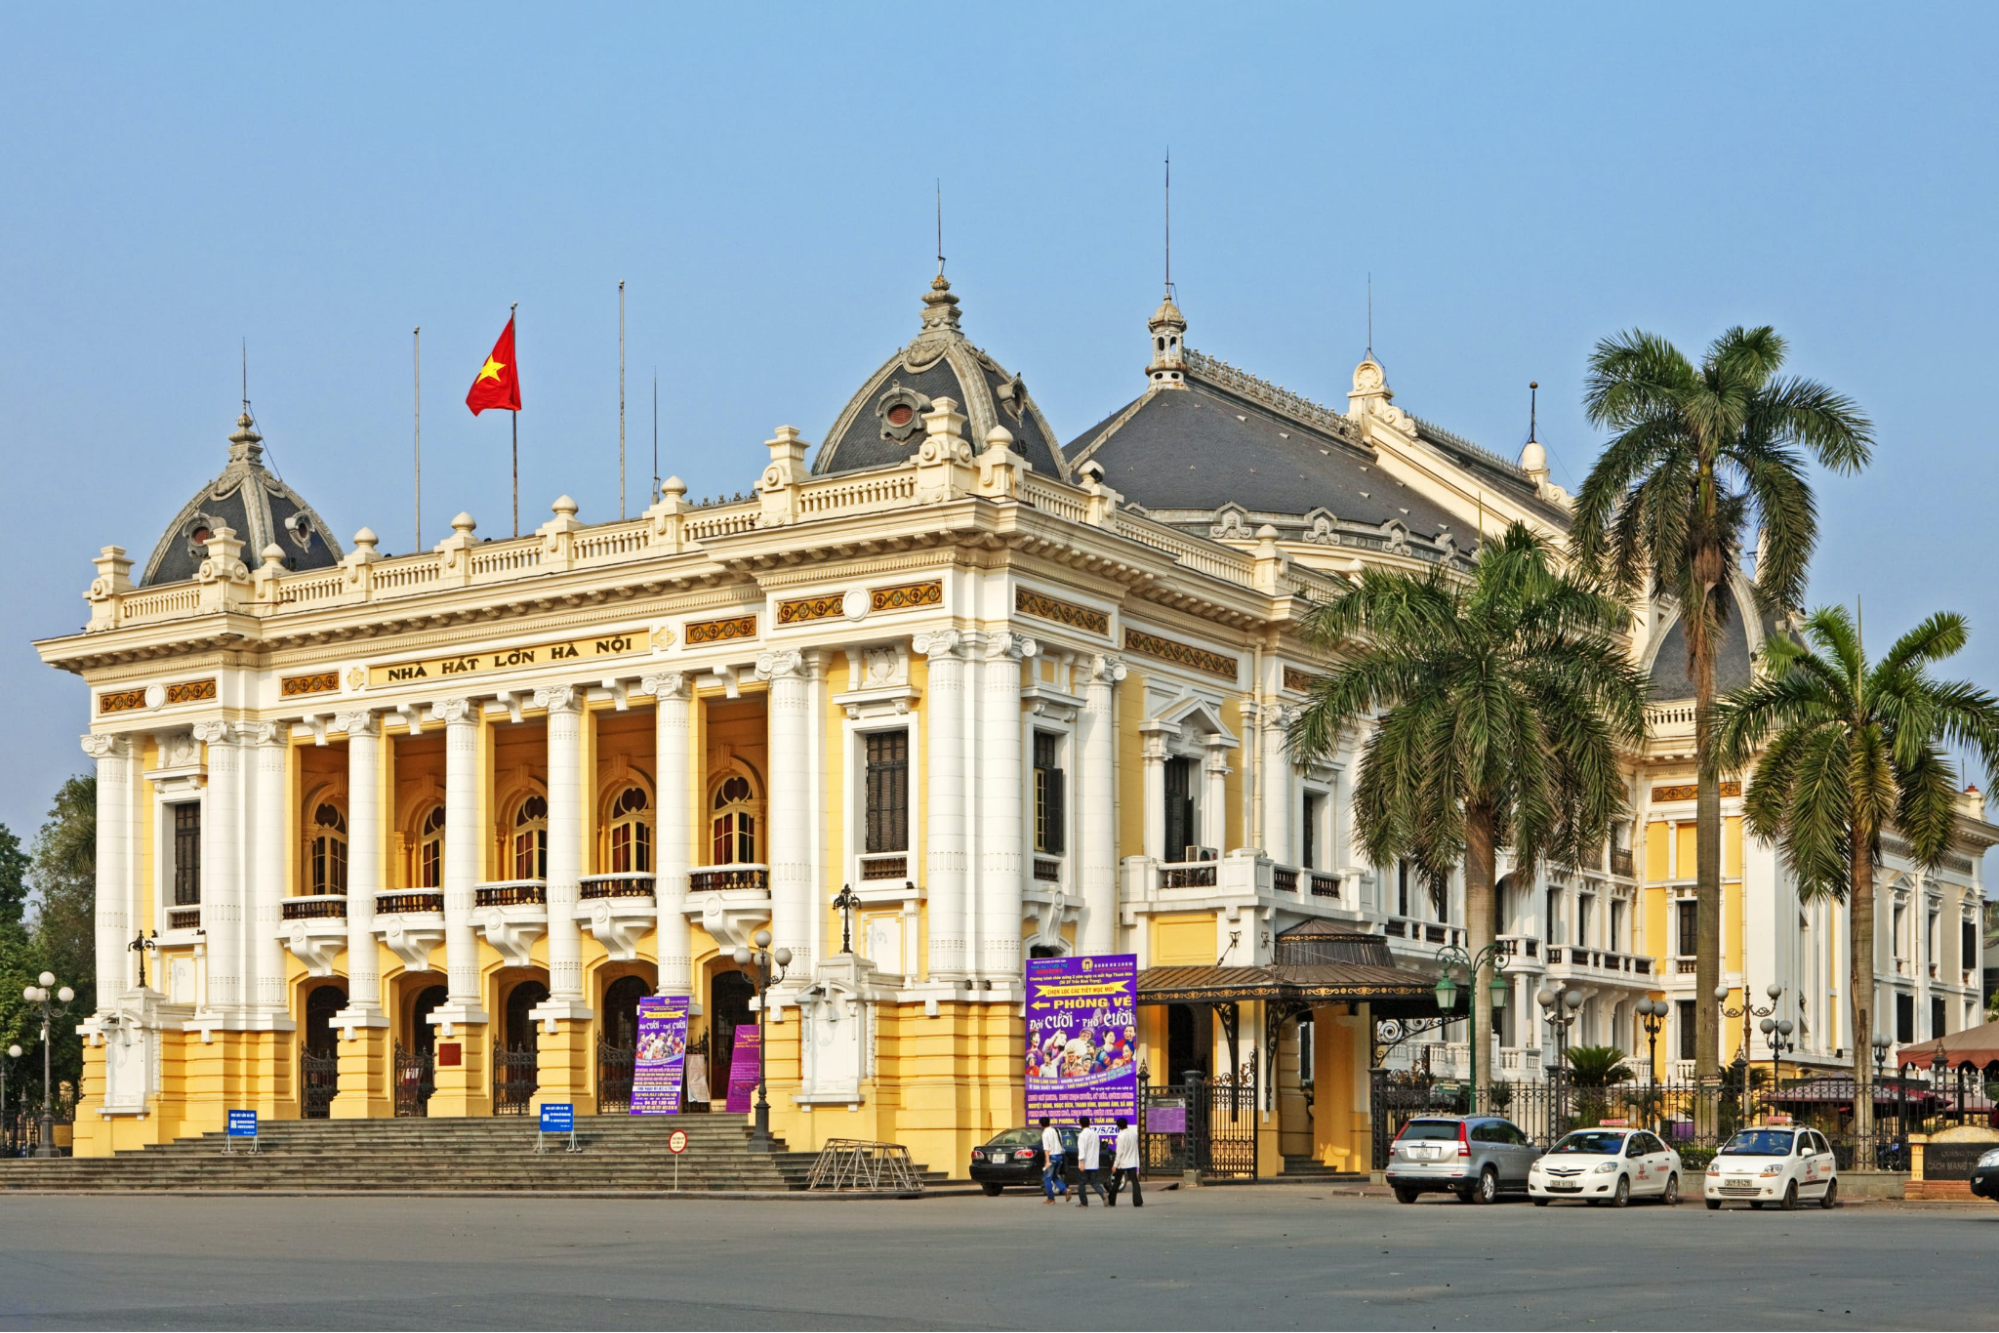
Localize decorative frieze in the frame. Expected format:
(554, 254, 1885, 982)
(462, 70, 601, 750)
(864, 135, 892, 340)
(165, 680, 216, 705)
(98, 678, 216, 714)
(1123, 628, 1238, 681)
(1281, 666, 1322, 693)
(870, 580, 942, 613)
(281, 671, 340, 698)
(686, 615, 757, 646)
(1015, 587, 1110, 635)
(97, 688, 147, 715)
(777, 594, 844, 626)
(1651, 781, 1741, 802)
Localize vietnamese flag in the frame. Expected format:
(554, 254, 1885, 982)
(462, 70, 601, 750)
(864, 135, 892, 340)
(465, 316, 522, 414)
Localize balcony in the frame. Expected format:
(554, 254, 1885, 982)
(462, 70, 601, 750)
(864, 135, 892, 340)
(279, 895, 349, 976)
(472, 879, 548, 967)
(689, 864, 769, 892)
(577, 873, 656, 963)
(1271, 864, 1344, 903)
(1544, 946, 1654, 983)
(166, 906, 201, 932)
(684, 864, 772, 952)
(579, 873, 656, 901)
(282, 896, 347, 922)
(1159, 859, 1218, 889)
(1380, 917, 1463, 948)
(1610, 848, 1634, 878)
(475, 880, 547, 908)
(1032, 857, 1062, 884)
(373, 889, 445, 971)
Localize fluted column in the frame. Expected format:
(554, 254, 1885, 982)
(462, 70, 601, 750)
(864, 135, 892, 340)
(1141, 732, 1167, 862)
(192, 721, 242, 1010)
(644, 672, 693, 995)
(435, 697, 485, 1018)
(337, 710, 383, 1013)
(248, 723, 289, 1013)
(979, 632, 1034, 979)
(914, 630, 967, 979)
(758, 649, 812, 976)
(81, 734, 131, 1004)
(1262, 706, 1292, 863)
(535, 685, 587, 1002)
(1078, 655, 1124, 955)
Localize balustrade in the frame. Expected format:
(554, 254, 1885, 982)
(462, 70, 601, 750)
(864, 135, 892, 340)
(579, 873, 656, 901)
(474, 880, 547, 908)
(281, 895, 348, 921)
(376, 890, 443, 915)
(689, 864, 770, 892)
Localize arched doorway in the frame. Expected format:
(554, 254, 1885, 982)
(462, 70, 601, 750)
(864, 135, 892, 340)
(408, 983, 448, 1053)
(709, 969, 756, 1111)
(1167, 1003, 1211, 1083)
(301, 983, 345, 1119)
(602, 976, 647, 1048)
(398, 983, 447, 1118)
(598, 975, 649, 1113)
(495, 979, 549, 1115)
(505, 980, 551, 1053)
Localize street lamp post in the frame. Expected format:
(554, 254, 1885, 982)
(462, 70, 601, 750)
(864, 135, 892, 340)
(1758, 1015, 1795, 1119)
(0, 1043, 19, 1157)
(1637, 998, 1669, 1087)
(1537, 985, 1585, 1132)
(1717, 982, 1782, 1122)
(1431, 943, 1512, 1112)
(731, 929, 790, 1153)
(23, 972, 74, 1159)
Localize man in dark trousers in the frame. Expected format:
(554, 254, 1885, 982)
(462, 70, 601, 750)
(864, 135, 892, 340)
(1074, 1117, 1110, 1206)
(1108, 1115, 1143, 1207)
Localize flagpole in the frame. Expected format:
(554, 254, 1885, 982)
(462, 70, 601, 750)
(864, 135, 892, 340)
(619, 280, 627, 520)
(413, 325, 422, 551)
(511, 301, 519, 538)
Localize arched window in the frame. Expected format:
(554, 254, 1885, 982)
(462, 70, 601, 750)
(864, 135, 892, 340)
(608, 786, 652, 874)
(513, 794, 549, 880)
(418, 806, 446, 888)
(710, 774, 756, 865)
(310, 803, 348, 895)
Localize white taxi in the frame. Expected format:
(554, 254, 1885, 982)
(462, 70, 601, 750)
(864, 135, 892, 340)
(1703, 1124, 1839, 1210)
(1528, 1125, 1683, 1206)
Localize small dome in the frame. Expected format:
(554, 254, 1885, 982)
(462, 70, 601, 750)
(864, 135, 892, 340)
(138, 413, 344, 586)
(813, 275, 1067, 481)
(1519, 438, 1547, 472)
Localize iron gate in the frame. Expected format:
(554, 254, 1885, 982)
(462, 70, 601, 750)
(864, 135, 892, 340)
(393, 1044, 434, 1118)
(1138, 1067, 1259, 1180)
(597, 1042, 635, 1114)
(493, 1046, 538, 1115)
(301, 1051, 338, 1119)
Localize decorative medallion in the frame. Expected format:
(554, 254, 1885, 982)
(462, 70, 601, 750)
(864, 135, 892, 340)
(1123, 629, 1238, 681)
(1015, 587, 1110, 635)
(346, 666, 366, 692)
(870, 580, 943, 613)
(98, 688, 147, 715)
(777, 594, 845, 626)
(685, 615, 757, 646)
(281, 671, 340, 699)
(144, 683, 168, 710)
(649, 625, 675, 653)
(1651, 781, 1741, 802)
(842, 588, 869, 622)
(1282, 666, 1323, 694)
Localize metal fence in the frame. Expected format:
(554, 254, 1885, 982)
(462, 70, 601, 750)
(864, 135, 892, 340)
(492, 1046, 538, 1116)
(1140, 1066, 1260, 1181)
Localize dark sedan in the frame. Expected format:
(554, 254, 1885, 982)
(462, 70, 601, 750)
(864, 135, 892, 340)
(1971, 1148, 1999, 1201)
(969, 1124, 1079, 1195)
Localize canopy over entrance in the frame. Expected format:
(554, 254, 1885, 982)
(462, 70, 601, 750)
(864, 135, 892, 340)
(1897, 1019, 1999, 1074)
(1136, 924, 1441, 1020)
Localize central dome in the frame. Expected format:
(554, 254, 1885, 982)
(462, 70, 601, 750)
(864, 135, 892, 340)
(813, 275, 1067, 481)
(139, 412, 343, 586)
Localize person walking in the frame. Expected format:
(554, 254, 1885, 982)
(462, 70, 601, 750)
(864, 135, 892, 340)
(1039, 1118, 1067, 1204)
(1074, 1118, 1109, 1207)
(1109, 1115, 1143, 1208)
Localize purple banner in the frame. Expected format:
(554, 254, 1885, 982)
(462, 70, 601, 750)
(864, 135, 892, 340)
(631, 995, 688, 1116)
(1025, 953, 1138, 1123)
(724, 1024, 761, 1115)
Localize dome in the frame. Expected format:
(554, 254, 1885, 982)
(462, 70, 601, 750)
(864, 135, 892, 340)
(813, 275, 1067, 481)
(138, 413, 344, 586)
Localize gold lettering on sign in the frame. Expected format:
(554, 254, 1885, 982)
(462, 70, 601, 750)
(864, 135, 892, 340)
(366, 631, 649, 687)
(1015, 587, 1110, 635)
(281, 671, 340, 698)
(870, 580, 942, 612)
(685, 615, 757, 646)
(1123, 628, 1238, 681)
(1651, 781, 1741, 802)
(777, 594, 844, 625)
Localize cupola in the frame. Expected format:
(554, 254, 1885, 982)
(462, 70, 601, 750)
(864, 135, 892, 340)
(138, 411, 344, 586)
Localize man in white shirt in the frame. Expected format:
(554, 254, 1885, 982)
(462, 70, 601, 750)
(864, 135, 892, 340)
(1074, 1118, 1109, 1207)
(1039, 1119, 1068, 1204)
(1109, 1116, 1143, 1208)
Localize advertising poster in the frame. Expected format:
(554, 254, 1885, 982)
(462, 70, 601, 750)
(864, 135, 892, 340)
(631, 995, 689, 1116)
(1025, 953, 1139, 1123)
(724, 1024, 761, 1114)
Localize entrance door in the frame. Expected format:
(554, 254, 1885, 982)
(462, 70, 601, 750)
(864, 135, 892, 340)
(496, 980, 549, 1115)
(598, 976, 647, 1114)
(710, 970, 756, 1108)
(1163, 758, 1196, 859)
(301, 984, 344, 1119)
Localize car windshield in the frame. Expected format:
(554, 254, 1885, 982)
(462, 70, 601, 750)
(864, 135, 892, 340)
(987, 1128, 1038, 1148)
(1550, 1130, 1627, 1155)
(1720, 1129, 1796, 1156)
(1398, 1120, 1461, 1141)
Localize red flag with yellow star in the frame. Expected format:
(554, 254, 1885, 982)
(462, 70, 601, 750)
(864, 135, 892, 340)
(465, 317, 521, 414)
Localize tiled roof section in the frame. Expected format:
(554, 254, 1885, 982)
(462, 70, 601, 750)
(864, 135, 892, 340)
(1409, 414, 1571, 526)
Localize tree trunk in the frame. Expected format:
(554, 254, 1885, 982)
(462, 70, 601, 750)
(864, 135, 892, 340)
(1849, 836, 1876, 1140)
(1693, 622, 1724, 1081)
(1466, 803, 1497, 1107)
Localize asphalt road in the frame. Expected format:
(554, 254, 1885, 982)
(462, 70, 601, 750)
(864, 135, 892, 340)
(0, 1187, 1991, 1330)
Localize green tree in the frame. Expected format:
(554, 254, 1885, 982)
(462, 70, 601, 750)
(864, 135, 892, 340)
(1565, 1044, 1636, 1088)
(1713, 606, 1999, 1135)
(1570, 326, 1873, 1079)
(1287, 522, 1647, 1101)
(28, 775, 95, 1102)
(0, 825, 28, 926)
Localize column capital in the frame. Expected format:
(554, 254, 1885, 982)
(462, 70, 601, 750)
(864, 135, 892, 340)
(532, 684, 584, 714)
(80, 733, 131, 761)
(190, 720, 232, 746)
(246, 721, 286, 748)
(335, 709, 379, 737)
(984, 632, 1038, 662)
(1086, 653, 1128, 685)
(639, 670, 690, 700)
(431, 697, 479, 726)
(754, 648, 806, 682)
(912, 628, 962, 660)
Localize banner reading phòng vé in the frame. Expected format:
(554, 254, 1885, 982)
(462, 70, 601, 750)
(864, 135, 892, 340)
(724, 1024, 761, 1114)
(631, 995, 689, 1116)
(1025, 953, 1139, 1123)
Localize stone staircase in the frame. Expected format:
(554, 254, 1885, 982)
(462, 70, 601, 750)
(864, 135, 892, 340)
(1276, 1154, 1371, 1186)
(0, 1116, 941, 1193)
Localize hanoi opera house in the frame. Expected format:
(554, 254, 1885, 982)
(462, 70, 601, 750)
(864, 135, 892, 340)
(39, 272, 1993, 1172)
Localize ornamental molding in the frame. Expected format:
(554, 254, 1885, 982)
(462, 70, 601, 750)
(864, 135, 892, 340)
(1281, 666, 1323, 694)
(870, 580, 943, 613)
(80, 733, 131, 760)
(685, 614, 757, 646)
(639, 671, 690, 700)
(1650, 781, 1741, 802)
(280, 671, 340, 698)
(776, 593, 845, 626)
(755, 648, 806, 681)
(1122, 628, 1239, 681)
(1015, 587, 1110, 636)
(99, 677, 216, 715)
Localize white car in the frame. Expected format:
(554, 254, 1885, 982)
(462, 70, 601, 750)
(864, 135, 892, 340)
(1528, 1126, 1683, 1206)
(1703, 1125, 1839, 1210)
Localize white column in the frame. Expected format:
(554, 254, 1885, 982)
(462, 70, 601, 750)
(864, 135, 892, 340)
(1077, 655, 1125, 956)
(914, 631, 967, 978)
(435, 697, 487, 1021)
(191, 721, 242, 1010)
(644, 672, 693, 995)
(248, 723, 289, 1013)
(81, 734, 131, 1003)
(979, 632, 1034, 979)
(338, 710, 383, 1015)
(1262, 707, 1292, 863)
(1202, 741, 1230, 854)
(535, 685, 587, 1004)
(1141, 732, 1167, 861)
(758, 649, 812, 976)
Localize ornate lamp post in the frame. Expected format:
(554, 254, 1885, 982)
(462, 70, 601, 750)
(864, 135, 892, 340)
(1538, 985, 1584, 1130)
(1637, 998, 1669, 1087)
(1716, 982, 1782, 1073)
(1758, 1015, 1796, 1119)
(831, 884, 861, 956)
(23, 973, 74, 1159)
(0, 1043, 19, 1157)
(1431, 943, 1512, 1110)
(731, 929, 790, 1152)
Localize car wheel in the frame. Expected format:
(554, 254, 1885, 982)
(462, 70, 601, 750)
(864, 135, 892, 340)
(1705, 1199, 1721, 1211)
(1393, 1186, 1419, 1204)
(1820, 1179, 1838, 1210)
(1474, 1167, 1498, 1205)
(1750, 1201, 1764, 1210)
(1611, 1175, 1630, 1208)
(1662, 1173, 1679, 1206)
(1780, 1181, 1798, 1212)
(1532, 1198, 1550, 1207)
(981, 1183, 1004, 1197)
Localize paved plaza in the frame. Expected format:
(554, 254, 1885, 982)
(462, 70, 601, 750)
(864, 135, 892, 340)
(0, 1188, 1991, 1330)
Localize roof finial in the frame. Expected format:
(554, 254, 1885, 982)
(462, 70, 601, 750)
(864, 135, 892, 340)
(1529, 380, 1538, 442)
(1366, 274, 1373, 361)
(1518, 380, 1549, 482)
(241, 337, 249, 416)
(1163, 147, 1172, 298)
(936, 178, 945, 279)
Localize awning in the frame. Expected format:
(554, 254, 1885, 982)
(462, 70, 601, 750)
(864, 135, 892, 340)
(1896, 1019, 1999, 1073)
(1136, 961, 1441, 1018)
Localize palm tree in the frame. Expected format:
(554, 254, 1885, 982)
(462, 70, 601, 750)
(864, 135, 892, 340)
(1713, 606, 1999, 1136)
(1288, 522, 1647, 1103)
(1565, 1045, 1636, 1088)
(1571, 327, 1872, 1079)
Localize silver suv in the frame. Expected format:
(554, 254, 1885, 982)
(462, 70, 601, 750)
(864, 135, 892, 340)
(1385, 1114, 1542, 1204)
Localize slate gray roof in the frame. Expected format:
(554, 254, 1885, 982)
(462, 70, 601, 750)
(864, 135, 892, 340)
(1644, 577, 1784, 700)
(140, 414, 343, 586)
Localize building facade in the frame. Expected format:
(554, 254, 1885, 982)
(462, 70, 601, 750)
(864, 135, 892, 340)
(39, 275, 1992, 1170)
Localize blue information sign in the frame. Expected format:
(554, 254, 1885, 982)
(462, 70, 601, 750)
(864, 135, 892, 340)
(226, 1110, 257, 1137)
(539, 1103, 574, 1133)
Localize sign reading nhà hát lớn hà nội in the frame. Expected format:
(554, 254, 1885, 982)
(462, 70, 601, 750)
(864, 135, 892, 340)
(1025, 954, 1138, 1124)
(366, 630, 649, 688)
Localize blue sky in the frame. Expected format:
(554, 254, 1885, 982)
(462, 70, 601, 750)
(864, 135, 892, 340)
(2, 3, 1994, 844)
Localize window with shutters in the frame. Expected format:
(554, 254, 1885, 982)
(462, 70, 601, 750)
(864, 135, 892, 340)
(1896, 992, 1915, 1044)
(608, 786, 652, 873)
(1032, 731, 1065, 855)
(710, 774, 758, 864)
(1162, 756, 1196, 860)
(1931, 996, 1947, 1039)
(172, 803, 202, 905)
(310, 802, 348, 895)
(1676, 900, 1699, 957)
(864, 730, 908, 854)
(512, 794, 549, 880)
